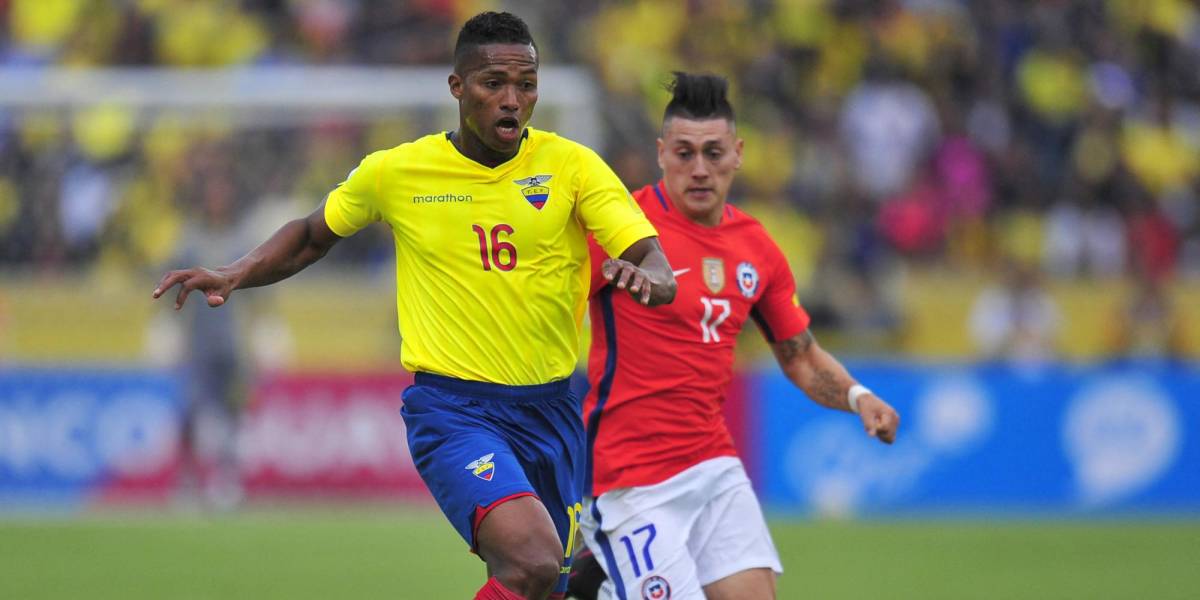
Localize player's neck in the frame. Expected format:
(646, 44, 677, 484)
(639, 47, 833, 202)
(686, 208, 723, 228)
(450, 129, 519, 168)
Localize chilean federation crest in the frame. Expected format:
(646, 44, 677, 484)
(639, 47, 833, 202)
(641, 575, 671, 599)
(702, 257, 725, 293)
(466, 453, 496, 481)
(514, 174, 553, 210)
(736, 261, 759, 298)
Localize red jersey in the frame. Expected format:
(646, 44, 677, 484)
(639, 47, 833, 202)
(584, 182, 811, 496)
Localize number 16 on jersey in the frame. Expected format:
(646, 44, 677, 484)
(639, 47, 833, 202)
(473, 223, 517, 271)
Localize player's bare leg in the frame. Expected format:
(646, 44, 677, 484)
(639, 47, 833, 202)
(703, 567, 777, 600)
(476, 495, 565, 599)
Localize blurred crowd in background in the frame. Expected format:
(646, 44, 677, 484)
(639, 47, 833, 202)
(0, 0, 1197, 360)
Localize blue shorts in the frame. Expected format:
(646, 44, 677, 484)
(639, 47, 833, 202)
(401, 373, 585, 590)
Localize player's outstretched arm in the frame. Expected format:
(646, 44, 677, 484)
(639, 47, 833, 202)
(771, 330, 900, 444)
(152, 202, 342, 310)
(603, 237, 677, 306)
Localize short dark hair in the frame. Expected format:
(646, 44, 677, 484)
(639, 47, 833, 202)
(663, 71, 735, 124)
(454, 11, 536, 71)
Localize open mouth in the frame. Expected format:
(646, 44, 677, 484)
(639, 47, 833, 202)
(495, 117, 521, 142)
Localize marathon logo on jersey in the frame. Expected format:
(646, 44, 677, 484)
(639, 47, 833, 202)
(466, 453, 496, 481)
(736, 261, 759, 298)
(702, 257, 725, 293)
(514, 175, 553, 210)
(641, 575, 671, 599)
(412, 192, 473, 204)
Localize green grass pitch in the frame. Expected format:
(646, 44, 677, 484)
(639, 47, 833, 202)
(1, 507, 1195, 599)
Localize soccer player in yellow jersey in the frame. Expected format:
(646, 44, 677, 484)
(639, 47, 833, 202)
(153, 12, 676, 600)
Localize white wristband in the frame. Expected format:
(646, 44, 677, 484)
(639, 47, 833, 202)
(847, 384, 871, 414)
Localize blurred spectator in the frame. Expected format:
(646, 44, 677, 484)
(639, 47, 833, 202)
(968, 259, 1061, 362)
(1042, 188, 1127, 278)
(1126, 192, 1181, 282)
(171, 161, 253, 511)
(840, 59, 940, 200)
(1106, 269, 1189, 359)
(877, 165, 946, 257)
(1120, 90, 1200, 198)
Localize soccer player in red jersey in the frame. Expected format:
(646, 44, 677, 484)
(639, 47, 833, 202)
(569, 72, 900, 600)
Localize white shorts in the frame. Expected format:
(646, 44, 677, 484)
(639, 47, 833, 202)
(580, 456, 782, 600)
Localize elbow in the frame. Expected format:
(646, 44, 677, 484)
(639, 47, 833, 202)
(300, 219, 339, 265)
(650, 277, 677, 306)
(301, 240, 334, 267)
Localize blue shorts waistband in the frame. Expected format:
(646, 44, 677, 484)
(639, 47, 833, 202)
(413, 372, 571, 402)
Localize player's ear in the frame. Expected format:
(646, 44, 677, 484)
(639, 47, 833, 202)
(656, 137, 666, 171)
(448, 72, 464, 100)
(734, 137, 744, 169)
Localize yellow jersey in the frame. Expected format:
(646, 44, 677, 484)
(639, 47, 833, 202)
(324, 128, 657, 385)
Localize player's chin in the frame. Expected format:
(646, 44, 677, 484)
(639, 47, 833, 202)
(680, 195, 719, 215)
(485, 132, 522, 154)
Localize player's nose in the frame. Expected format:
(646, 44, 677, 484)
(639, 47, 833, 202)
(499, 85, 520, 112)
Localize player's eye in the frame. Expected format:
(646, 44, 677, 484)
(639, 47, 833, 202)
(485, 80, 501, 89)
(706, 150, 722, 159)
(522, 80, 537, 90)
(677, 150, 693, 159)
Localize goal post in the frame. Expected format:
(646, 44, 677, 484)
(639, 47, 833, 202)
(0, 66, 604, 147)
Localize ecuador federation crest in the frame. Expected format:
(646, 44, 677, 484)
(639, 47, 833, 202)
(466, 453, 496, 481)
(702, 257, 725, 293)
(514, 174, 553, 210)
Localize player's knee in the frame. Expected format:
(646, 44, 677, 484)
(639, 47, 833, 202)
(495, 550, 562, 598)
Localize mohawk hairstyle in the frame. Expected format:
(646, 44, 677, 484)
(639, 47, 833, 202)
(663, 71, 735, 124)
(454, 11, 536, 71)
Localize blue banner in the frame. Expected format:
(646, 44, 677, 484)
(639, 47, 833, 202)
(753, 360, 1200, 514)
(0, 369, 182, 503)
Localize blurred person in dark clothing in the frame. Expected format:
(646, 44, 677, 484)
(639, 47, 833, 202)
(173, 172, 250, 510)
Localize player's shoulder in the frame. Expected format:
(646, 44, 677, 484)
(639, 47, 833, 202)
(526, 127, 598, 161)
(724, 204, 786, 255)
(357, 132, 443, 165)
(363, 133, 461, 181)
(724, 203, 770, 234)
(389, 132, 448, 157)
(629, 183, 667, 214)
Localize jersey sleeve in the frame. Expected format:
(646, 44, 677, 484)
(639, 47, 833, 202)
(573, 145, 658, 258)
(324, 150, 387, 237)
(751, 236, 811, 343)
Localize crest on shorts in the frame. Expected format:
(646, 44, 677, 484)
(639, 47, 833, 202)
(642, 575, 671, 599)
(514, 175, 552, 210)
(736, 261, 759, 298)
(702, 258, 725, 293)
(466, 453, 496, 481)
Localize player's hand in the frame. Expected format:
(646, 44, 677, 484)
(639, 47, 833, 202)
(602, 258, 654, 305)
(858, 395, 899, 444)
(152, 267, 236, 310)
